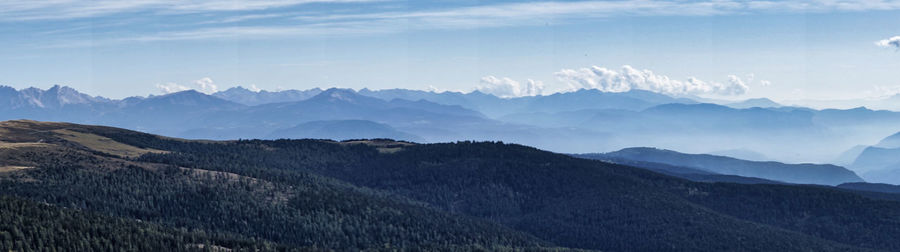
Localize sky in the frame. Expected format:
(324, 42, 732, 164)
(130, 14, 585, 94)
(0, 0, 899, 101)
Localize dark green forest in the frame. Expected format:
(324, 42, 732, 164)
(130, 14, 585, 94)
(0, 195, 271, 251)
(2, 121, 900, 251)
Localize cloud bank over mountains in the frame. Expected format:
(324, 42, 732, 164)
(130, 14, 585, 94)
(157, 77, 219, 94)
(554, 65, 750, 96)
(477, 76, 545, 98)
(158, 66, 766, 98)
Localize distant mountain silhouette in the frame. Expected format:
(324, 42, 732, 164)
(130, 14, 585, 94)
(594, 147, 863, 185)
(232, 88, 491, 135)
(725, 98, 782, 109)
(98, 90, 246, 135)
(850, 131, 900, 184)
(851, 145, 900, 184)
(268, 120, 424, 142)
(573, 153, 786, 185)
(875, 131, 900, 148)
(833, 145, 868, 166)
(707, 148, 770, 161)
(361, 88, 696, 117)
(852, 147, 900, 172)
(213, 86, 322, 105)
(132, 90, 244, 110)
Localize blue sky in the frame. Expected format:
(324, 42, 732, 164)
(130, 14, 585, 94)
(1, 0, 899, 101)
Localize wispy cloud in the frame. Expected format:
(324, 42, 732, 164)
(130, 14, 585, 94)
(15, 0, 900, 46)
(0, 0, 379, 22)
(202, 13, 289, 24)
(292, 0, 900, 30)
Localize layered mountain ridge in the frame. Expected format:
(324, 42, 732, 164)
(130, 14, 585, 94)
(577, 147, 863, 185)
(2, 85, 900, 182)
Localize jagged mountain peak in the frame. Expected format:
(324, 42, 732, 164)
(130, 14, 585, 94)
(212, 86, 324, 105)
(6, 85, 105, 109)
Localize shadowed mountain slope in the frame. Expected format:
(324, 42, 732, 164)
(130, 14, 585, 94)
(587, 147, 863, 185)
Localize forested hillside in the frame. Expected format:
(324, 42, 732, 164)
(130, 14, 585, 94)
(0, 195, 274, 251)
(2, 120, 900, 251)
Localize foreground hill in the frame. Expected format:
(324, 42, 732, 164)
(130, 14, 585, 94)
(586, 147, 863, 185)
(0, 120, 550, 251)
(4, 120, 900, 250)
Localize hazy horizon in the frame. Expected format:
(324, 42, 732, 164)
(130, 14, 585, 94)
(7, 83, 900, 112)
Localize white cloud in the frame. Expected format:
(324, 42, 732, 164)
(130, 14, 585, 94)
(872, 85, 900, 98)
(554, 65, 749, 96)
(726, 75, 750, 95)
(427, 85, 446, 93)
(156, 77, 219, 94)
(477, 76, 545, 98)
(876, 36, 900, 49)
(193, 77, 217, 94)
(156, 82, 191, 94)
(248, 84, 262, 92)
(743, 73, 774, 87)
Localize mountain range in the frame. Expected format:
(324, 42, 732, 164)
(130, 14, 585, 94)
(2, 85, 900, 182)
(842, 131, 900, 184)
